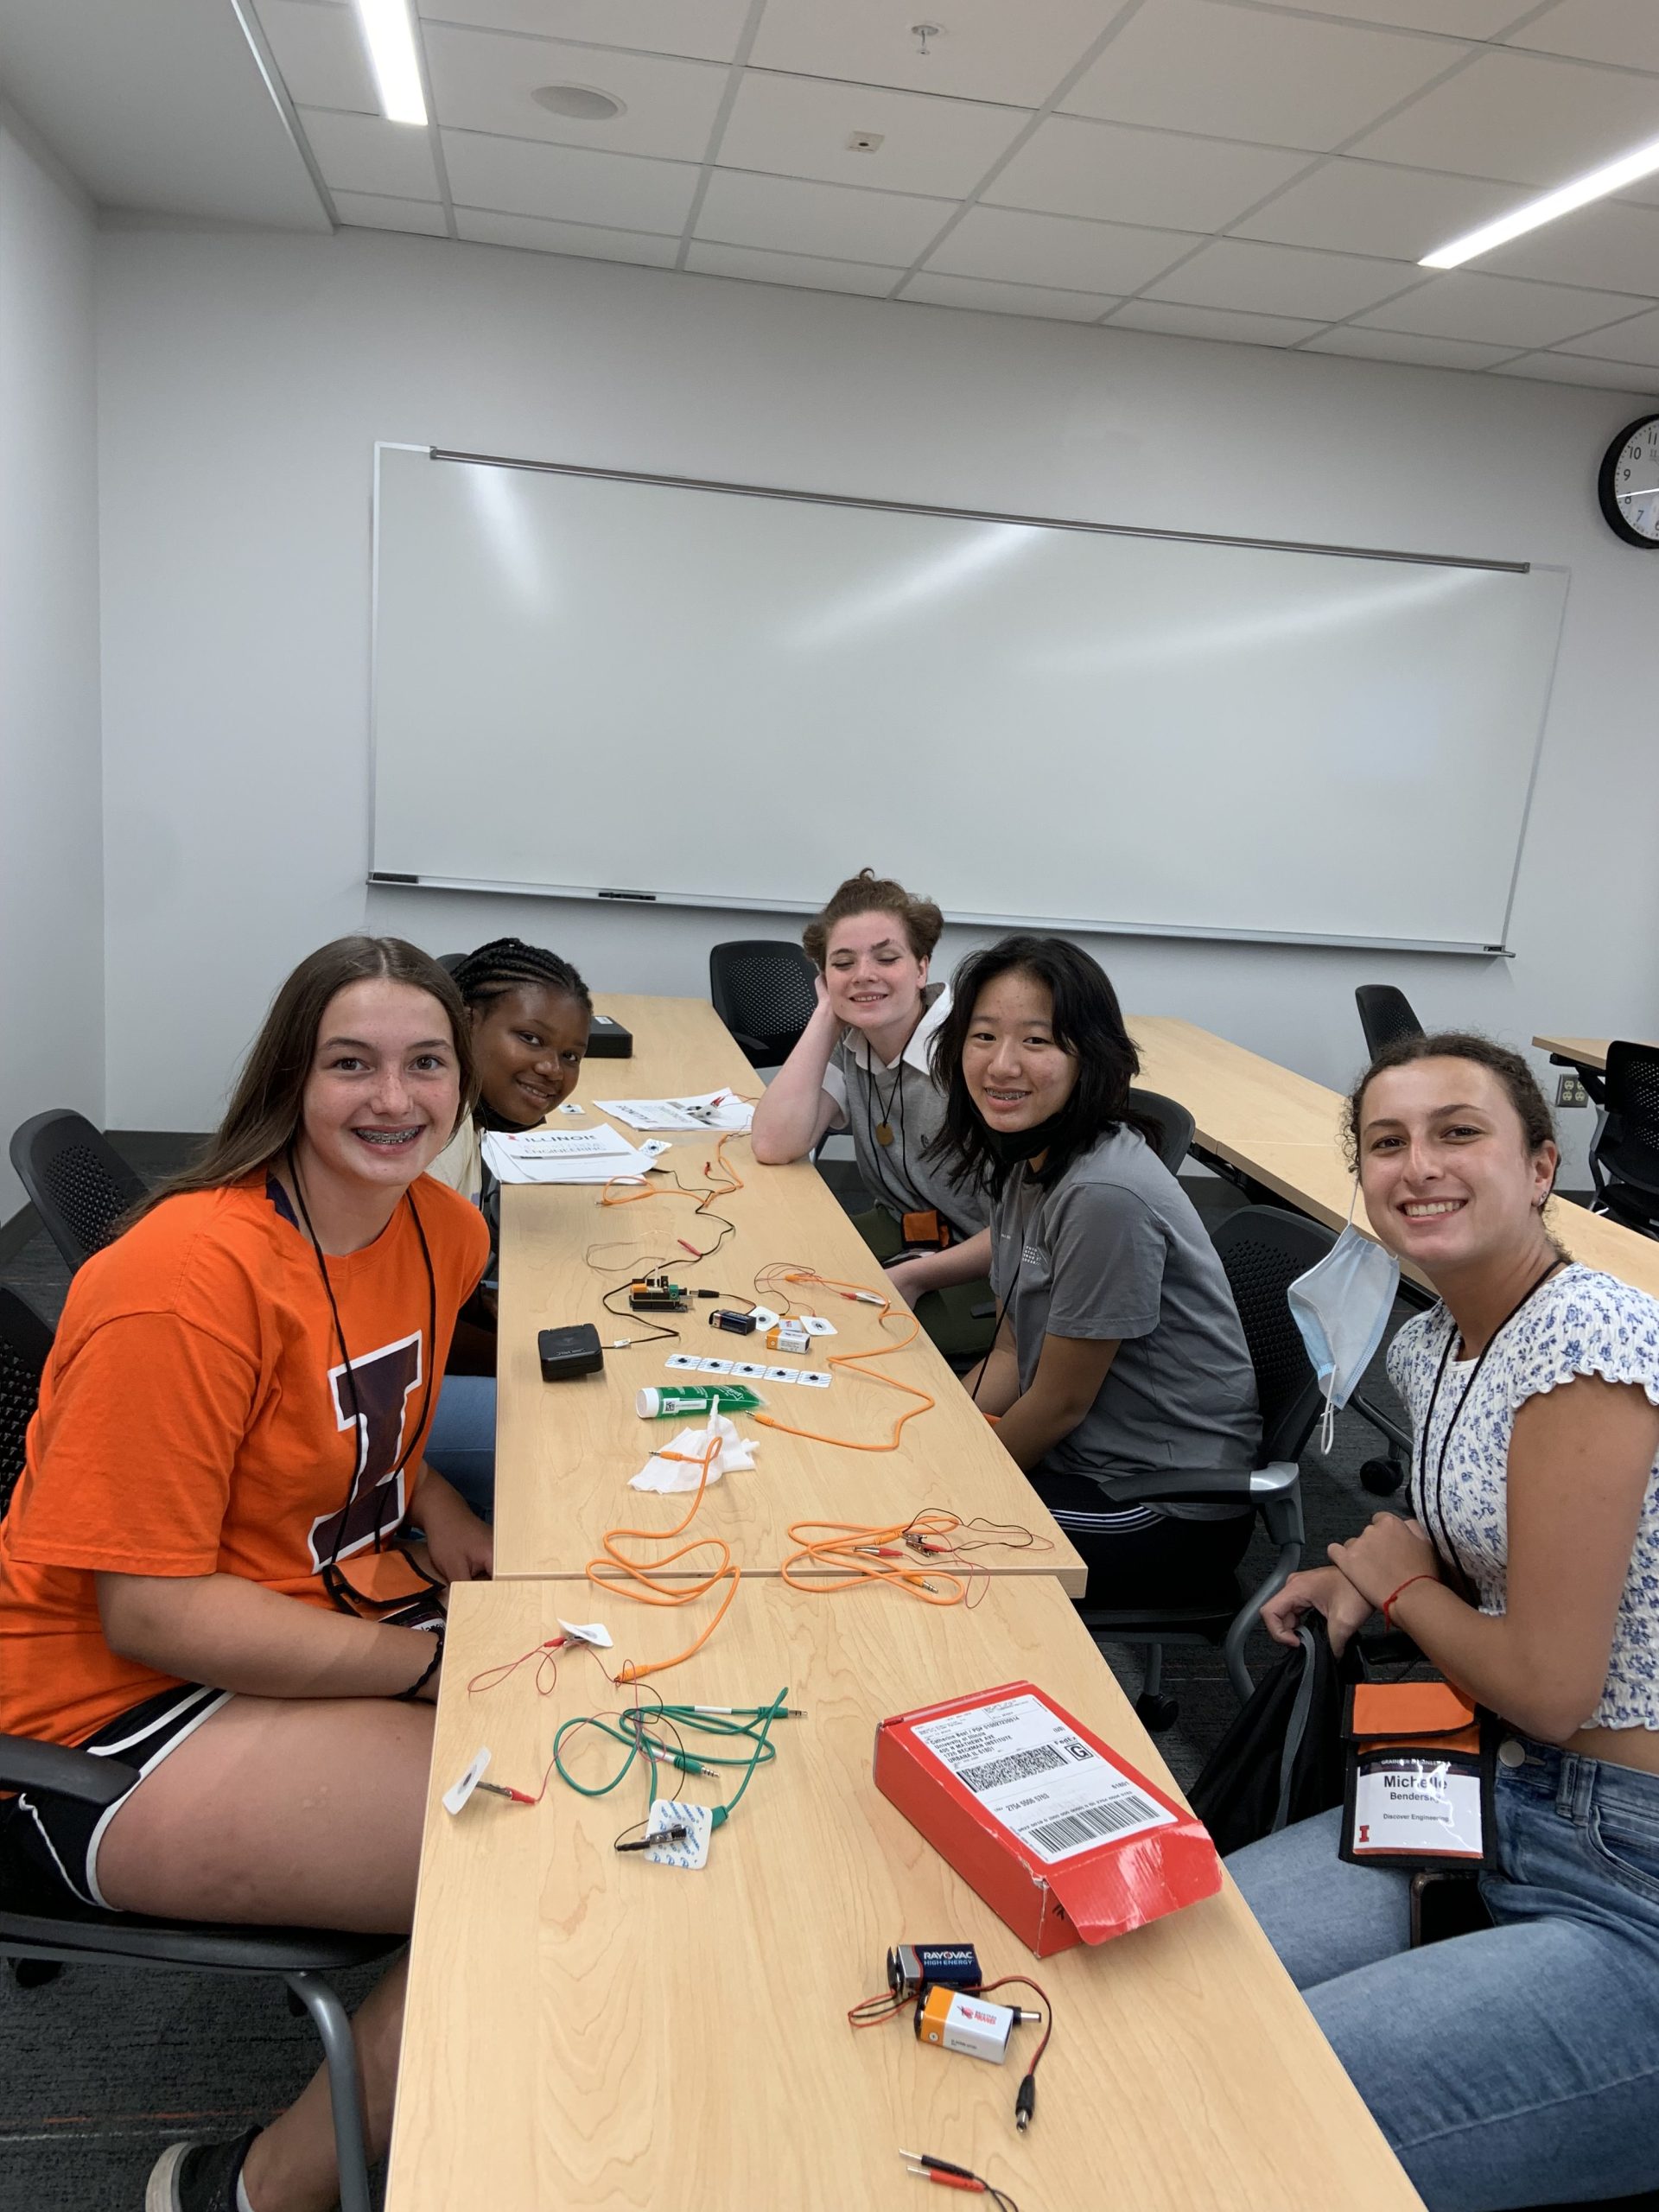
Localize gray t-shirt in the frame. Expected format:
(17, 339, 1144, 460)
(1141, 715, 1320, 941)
(821, 983, 988, 1237)
(990, 1125, 1260, 1495)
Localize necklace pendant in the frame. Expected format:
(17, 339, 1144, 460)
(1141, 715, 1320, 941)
(875, 1121, 894, 1147)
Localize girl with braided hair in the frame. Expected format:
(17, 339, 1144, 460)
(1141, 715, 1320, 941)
(421, 938, 592, 1511)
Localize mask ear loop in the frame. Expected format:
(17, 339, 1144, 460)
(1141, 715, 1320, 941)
(1317, 1179, 1365, 1457)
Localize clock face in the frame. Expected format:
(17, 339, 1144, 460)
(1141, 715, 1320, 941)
(1599, 415, 1659, 547)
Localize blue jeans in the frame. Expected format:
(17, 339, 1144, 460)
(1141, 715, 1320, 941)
(1229, 1742, 1659, 2209)
(423, 1373, 496, 1520)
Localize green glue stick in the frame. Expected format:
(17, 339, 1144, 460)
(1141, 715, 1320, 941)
(635, 1383, 766, 1421)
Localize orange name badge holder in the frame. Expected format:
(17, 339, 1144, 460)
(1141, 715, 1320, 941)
(1339, 1680, 1496, 1873)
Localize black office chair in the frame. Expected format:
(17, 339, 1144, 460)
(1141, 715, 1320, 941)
(9, 1110, 147, 1274)
(1127, 1087, 1195, 1175)
(1589, 1041, 1659, 1236)
(709, 941, 819, 1070)
(1079, 1205, 1333, 1730)
(0, 1287, 392, 2212)
(1355, 984, 1425, 1059)
(0, 1287, 53, 1521)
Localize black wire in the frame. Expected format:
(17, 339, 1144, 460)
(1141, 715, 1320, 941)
(286, 1146, 438, 1618)
(600, 1281, 680, 1344)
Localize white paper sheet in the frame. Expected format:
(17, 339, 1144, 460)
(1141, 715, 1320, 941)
(595, 1090, 754, 1134)
(482, 1128, 670, 1185)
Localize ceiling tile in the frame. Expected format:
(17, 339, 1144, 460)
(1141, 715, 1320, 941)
(1106, 298, 1326, 345)
(1061, 0, 1464, 152)
(1478, 198, 1659, 294)
(694, 170, 952, 264)
(1353, 268, 1643, 344)
(899, 271, 1120, 319)
(1302, 325, 1521, 369)
(1550, 302, 1659, 364)
(1249, 0, 1537, 27)
(253, 0, 376, 114)
(423, 25, 728, 162)
(299, 107, 441, 198)
(1352, 48, 1659, 186)
(685, 242, 901, 296)
(1141, 236, 1415, 317)
(747, 0, 1106, 107)
(441, 130, 699, 228)
(1491, 351, 1659, 392)
(716, 73, 1028, 199)
(925, 205, 1203, 291)
(455, 206, 681, 261)
(1505, 0, 1659, 72)
(987, 115, 1309, 231)
(333, 190, 449, 234)
(416, 0, 754, 65)
(1233, 158, 1519, 259)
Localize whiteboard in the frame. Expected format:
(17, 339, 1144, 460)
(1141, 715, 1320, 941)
(370, 444, 1568, 953)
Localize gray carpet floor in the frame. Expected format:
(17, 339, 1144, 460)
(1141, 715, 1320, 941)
(1, 1146, 1645, 2210)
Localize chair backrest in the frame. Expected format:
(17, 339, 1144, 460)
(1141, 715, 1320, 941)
(1211, 1206, 1336, 1466)
(1594, 1041, 1659, 1200)
(1355, 984, 1425, 1059)
(709, 941, 819, 1068)
(8, 1110, 148, 1274)
(0, 1288, 53, 1519)
(1128, 1087, 1195, 1175)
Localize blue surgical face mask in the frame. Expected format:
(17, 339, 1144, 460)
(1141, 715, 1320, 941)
(1287, 1186, 1401, 1452)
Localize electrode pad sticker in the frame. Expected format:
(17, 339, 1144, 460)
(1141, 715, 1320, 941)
(644, 1798, 713, 1871)
(747, 1307, 780, 1332)
(798, 1370, 832, 1389)
(763, 1366, 799, 1384)
(912, 1694, 1176, 1865)
(798, 1315, 837, 1337)
(697, 1357, 735, 1374)
(443, 1749, 492, 1817)
(666, 1353, 703, 1371)
(730, 1362, 767, 1380)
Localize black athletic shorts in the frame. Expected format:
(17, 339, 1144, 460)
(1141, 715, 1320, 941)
(0, 1681, 232, 1912)
(0, 1592, 444, 1914)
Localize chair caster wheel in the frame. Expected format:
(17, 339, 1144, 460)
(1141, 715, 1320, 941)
(1360, 1457, 1405, 1497)
(1135, 1693, 1179, 1732)
(11, 1957, 62, 1989)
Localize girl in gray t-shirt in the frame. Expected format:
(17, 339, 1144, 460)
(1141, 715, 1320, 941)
(750, 869, 991, 1360)
(930, 933, 1260, 1607)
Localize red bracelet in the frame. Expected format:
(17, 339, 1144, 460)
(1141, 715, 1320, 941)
(1381, 1573, 1437, 1630)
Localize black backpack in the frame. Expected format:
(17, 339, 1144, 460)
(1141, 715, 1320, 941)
(1190, 1623, 1356, 1856)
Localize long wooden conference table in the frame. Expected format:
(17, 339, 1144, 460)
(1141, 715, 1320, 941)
(386, 993, 1426, 2212)
(1136, 1014, 1659, 1300)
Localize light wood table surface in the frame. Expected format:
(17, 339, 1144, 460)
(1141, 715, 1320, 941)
(1534, 1033, 1618, 1076)
(1135, 1016, 1659, 1301)
(387, 1576, 1421, 2212)
(494, 995, 1086, 1597)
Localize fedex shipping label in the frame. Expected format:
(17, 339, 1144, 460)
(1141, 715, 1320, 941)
(912, 1693, 1175, 1866)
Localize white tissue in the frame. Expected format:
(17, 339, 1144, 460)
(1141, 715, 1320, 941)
(629, 1413, 757, 1493)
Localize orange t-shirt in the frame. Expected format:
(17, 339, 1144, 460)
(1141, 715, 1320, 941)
(0, 1172, 489, 1745)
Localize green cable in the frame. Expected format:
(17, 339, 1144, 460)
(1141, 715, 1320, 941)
(551, 1688, 794, 1834)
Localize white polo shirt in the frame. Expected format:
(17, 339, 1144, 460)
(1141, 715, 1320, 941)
(820, 984, 988, 1235)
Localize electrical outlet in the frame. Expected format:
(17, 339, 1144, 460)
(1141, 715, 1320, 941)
(1556, 1073, 1588, 1108)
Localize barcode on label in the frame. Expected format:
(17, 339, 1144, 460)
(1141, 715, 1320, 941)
(955, 1745, 1066, 1792)
(1022, 1792, 1160, 1853)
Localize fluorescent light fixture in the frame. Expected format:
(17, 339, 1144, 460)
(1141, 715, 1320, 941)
(353, 0, 427, 126)
(1421, 131, 1659, 270)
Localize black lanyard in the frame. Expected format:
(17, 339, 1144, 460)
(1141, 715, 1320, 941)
(861, 1045, 915, 1217)
(1415, 1256, 1562, 1572)
(286, 1147, 440, 1616)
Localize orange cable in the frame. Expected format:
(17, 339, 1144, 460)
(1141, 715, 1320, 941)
(586, 1431, 741, 1682)
(750, 1268, 935, 1452)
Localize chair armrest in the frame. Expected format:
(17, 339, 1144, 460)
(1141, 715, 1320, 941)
(1093, 1460, 1300, 1509)
(0, 1732, 137, 1808)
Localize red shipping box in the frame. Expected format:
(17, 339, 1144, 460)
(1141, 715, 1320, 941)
(874, 1681, 1221, 1958)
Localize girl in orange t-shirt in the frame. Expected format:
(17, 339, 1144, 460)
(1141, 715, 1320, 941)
(0, 936, 493, 2212)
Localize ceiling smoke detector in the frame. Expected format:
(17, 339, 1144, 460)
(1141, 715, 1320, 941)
(532, 84, 625, 121)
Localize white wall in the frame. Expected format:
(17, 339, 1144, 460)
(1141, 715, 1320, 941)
(95, 219, 1659, 1174)
(0, 105, 103, 1219)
